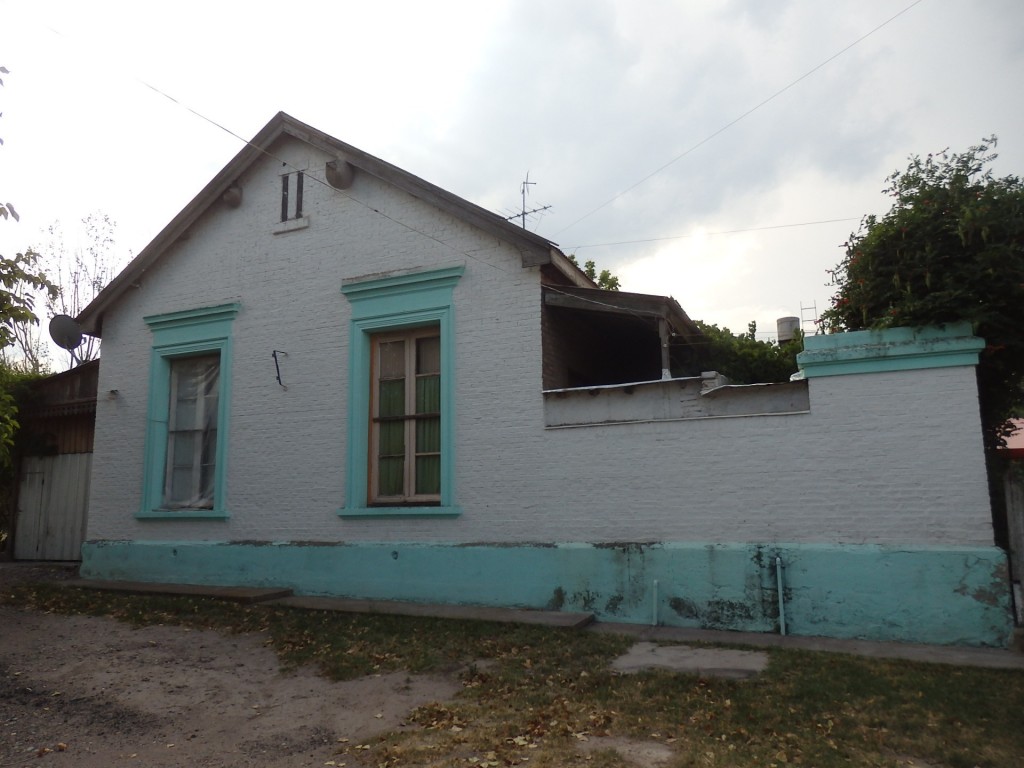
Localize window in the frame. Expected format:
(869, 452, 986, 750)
(340, 265, 463, 517)
(371, 328, 441, 503)
(139, 303, 239, 519)
(274, 172, 310, 234)
(164, 355, 220, 509)
(281, 171, 304, 221)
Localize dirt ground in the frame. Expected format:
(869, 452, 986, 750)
(0, 563, 462, 767)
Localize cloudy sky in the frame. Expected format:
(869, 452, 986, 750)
(1, 0, 1022, 344)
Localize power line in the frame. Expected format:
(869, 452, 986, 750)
(31, 18, 511, 276)
(24, 9, 901, 277)
(568, 216, 862, 251)
(553, 0, 926, 237)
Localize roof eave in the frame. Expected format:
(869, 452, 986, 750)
(77, 119, 290, 335)
(542, 285, 702, 342)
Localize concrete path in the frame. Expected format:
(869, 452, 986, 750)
(273, 594, 595, 628)
(59, 577, 595, 628)
(611, 641, 769, 679)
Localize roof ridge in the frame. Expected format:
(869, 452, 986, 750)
(77, 112, 588, 335)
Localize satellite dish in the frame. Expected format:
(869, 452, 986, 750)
(49, 314, 84, 351)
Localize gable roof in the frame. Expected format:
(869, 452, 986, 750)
(78, 112, 591, 335)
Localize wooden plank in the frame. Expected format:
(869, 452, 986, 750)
(14, 457, 45, 559)
(52, 453, 90, 560)
(15, 454, 90, 561)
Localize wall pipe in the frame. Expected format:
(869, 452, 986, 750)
(652, 579, 659, 626)
(775, 556, 787, 636)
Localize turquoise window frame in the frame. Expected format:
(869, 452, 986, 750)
(137, 303, 240, 520)
(340, 266, 464, 518)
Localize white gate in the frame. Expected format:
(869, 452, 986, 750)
(14, 454, 91, 561)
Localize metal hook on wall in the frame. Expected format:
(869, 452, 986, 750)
(272, 350, 288, 390)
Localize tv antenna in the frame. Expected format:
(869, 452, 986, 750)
(504, 171, 551, 229)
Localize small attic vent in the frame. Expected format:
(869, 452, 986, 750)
(281, 171, 304, 222)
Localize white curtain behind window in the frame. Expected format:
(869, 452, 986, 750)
(164, 355, 220, 509)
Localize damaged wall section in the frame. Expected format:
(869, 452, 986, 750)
(82, 539, 1012, 646)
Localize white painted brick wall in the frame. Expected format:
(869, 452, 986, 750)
(87, 137, 995, 549)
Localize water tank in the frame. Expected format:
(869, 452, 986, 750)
(776, 316, 800, 344)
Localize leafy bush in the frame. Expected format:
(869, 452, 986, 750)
(696, 320, 801, 384)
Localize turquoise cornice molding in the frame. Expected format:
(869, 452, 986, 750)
(797, 322, 985, 378)
(341, 266, 465, 319)
(144, 303, 240, 340)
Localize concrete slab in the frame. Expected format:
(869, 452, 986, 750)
(61, 578, 593, 627)
(272, 595, 595, 628)
(611, 641, 769, 679)
(70, 579, 293, 604)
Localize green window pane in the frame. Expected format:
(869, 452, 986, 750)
(370, 329, 444, 503)
(379, 457, 404, 496)
(416, 455, 441, 495)
(416, 415, 440, 454)
(378, 379, 406, 418)
(378, 420, 405, 457)
(416, 374, 440, 414)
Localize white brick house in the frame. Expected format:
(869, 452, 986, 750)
(78, 113, 1013, 646)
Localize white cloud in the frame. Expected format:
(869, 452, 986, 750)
(1, 0, 1022, 354)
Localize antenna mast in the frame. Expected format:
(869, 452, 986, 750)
(521, 172, 535, 229)
(505, 172, 551, 229)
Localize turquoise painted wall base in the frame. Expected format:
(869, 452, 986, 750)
(80, 540, 1013, 647)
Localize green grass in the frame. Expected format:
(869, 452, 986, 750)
(4, 583, 1023, 768)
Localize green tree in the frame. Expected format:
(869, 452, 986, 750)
(0, 66, 59, 462)
(820, 137, 1024, 450)
(0, 65, 60, 549)
(1, 66, 18, 226)
(696, 320, 801, 384)
(0, 249, 56, 359)
(568, 254, 621, 290)
(6, 213, 125, 370)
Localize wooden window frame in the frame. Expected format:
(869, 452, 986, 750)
(368, 327, 441, 505)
